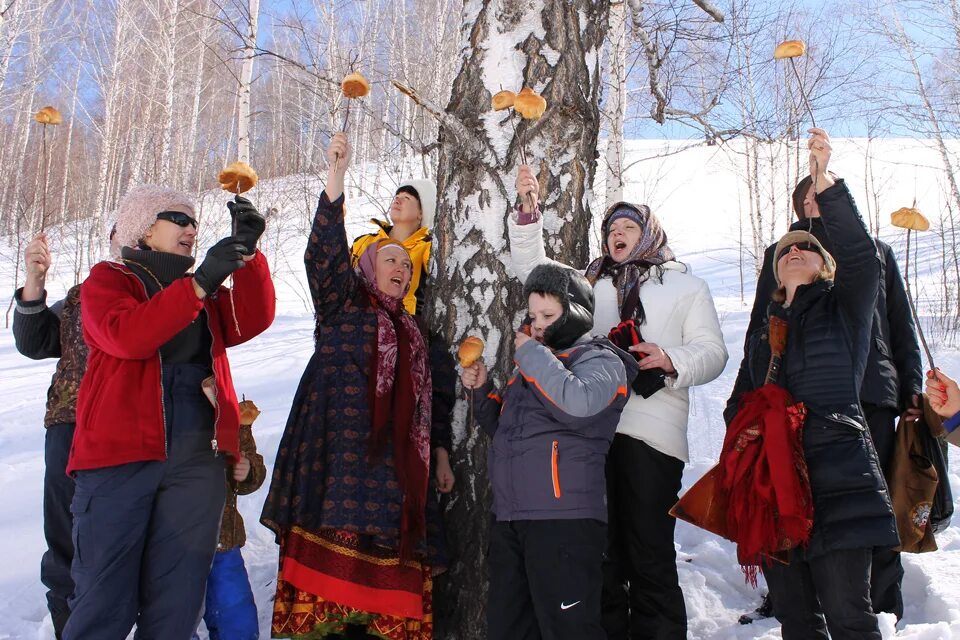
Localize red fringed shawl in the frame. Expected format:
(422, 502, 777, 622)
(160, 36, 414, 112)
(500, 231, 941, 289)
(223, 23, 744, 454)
(720, 383, 813, 584)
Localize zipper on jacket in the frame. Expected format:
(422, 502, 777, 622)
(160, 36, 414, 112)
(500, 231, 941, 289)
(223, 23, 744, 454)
(551, 440, 561, 499)
(117, 263, 169, 457)
(204, 311, 221, 454)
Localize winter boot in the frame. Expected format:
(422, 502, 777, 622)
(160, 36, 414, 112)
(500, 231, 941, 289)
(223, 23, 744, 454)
(738, 592, 773, 624)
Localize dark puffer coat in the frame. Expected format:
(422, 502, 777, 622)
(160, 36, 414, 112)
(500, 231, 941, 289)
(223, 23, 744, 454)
(746, 219, 922, 413)
(726, 180, 900, 558)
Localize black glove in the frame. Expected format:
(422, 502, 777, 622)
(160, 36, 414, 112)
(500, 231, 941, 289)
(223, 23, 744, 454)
(227, 196, 266, 255)
(608, 320, 667, 398)
(194, 237, 246, 295)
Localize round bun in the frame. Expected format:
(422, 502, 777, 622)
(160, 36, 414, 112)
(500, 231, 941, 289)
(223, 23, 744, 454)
(342, 72, 371, 99)
(891, 206, 930, 231)
(773, 40, 806, 60)
(458, 336, 485, 368)
(239, 399, 261, 426)
(491, 90, 516, 111)
(514, 87, 547, 120)
(34, 106, 63, 125)
(219, 161, 258, 194)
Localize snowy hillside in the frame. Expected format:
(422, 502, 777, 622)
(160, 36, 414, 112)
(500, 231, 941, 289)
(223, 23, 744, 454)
(1, 138, 959, 639)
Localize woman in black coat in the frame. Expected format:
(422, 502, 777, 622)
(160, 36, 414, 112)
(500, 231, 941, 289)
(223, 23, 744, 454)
(725, 129, 898, 640)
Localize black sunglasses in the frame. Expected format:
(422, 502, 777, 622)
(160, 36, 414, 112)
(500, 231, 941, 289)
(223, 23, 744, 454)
(777, 241, 820, 262)
(156, 210, 198, 229)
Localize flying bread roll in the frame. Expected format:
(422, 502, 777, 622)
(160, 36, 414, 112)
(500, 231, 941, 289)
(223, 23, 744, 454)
(34, 106, 63, 125)
(891, 206, 930, 231)
(342, 71, 371, 99)
(219, 161, 258, 194)
(514, 87, 547, 120)
(773, 40, 806, 60)
(458, 336, 485, 368)
(491, 90, 516, 111)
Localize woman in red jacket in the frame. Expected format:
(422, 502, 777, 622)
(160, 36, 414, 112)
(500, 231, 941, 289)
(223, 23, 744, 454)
(64, 185, 275, 640)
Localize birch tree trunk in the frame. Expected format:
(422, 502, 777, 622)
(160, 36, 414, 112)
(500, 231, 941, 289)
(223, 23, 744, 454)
(604, 0, 627, 208)
(237, 0, 259, 164)
(428, 2, 609, 637)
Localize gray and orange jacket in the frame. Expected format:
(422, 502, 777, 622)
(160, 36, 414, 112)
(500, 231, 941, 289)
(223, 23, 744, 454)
(470, 335, 637, 522)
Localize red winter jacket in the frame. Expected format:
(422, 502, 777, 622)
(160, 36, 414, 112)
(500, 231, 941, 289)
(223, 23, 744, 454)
(68, 251, 275, 474)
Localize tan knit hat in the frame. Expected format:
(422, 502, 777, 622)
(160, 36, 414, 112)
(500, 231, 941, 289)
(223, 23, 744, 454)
(114, 184, 197, 250)
(772, 230, 836, 286)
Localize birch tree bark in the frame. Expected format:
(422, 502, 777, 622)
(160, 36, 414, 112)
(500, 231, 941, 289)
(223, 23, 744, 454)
(237, 0, 259, 163)
(426, 2, 609, 637)
(605, 0, 627, 207)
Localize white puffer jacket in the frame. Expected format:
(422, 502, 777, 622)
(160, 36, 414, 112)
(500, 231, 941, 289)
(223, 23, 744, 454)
(508, 214, 728, 462)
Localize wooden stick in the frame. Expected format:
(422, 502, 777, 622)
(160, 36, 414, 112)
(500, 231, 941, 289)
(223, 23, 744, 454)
(39, 124, 49, 231)
(903, 228, 937, 370)
(788, 58, 817, 128)
(334, 100, 352, 174)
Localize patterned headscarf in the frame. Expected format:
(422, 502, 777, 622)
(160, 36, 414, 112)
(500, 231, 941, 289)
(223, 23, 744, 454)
(584, 202, 676, 324)
(355, 239, 432, 558)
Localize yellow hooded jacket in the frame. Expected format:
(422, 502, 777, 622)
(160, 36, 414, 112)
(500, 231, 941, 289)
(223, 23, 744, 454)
(350, 219, 432, 316)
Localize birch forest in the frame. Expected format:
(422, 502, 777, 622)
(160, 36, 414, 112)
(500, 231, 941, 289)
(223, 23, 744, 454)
(4, 1, 960, 638)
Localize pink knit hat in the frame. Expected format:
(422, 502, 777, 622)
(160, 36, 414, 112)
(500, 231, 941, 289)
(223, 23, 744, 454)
(113, 184, 196, 250)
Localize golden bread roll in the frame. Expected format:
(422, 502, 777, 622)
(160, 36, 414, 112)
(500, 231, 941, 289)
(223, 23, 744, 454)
(491, 90, 516, 111)
(219, 161, 258, 194)
(458, 336, 485, 368)
(342, 72, 371, 99)
(891, 206, 930, 231)
(773, 40, 806, 60)
(34, 106, 63, 125)
(514, 87, 547, 120)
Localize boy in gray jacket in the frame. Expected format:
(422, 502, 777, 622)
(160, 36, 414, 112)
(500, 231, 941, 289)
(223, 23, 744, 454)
(461, 263, 638, 640)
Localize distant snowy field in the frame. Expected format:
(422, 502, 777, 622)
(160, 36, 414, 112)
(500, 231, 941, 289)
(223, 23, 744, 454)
(1, 138, 959, 638)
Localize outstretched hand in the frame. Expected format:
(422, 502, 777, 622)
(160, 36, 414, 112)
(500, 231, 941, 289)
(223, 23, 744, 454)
(325, 132, 351, 202)
(461, 360, 488, 390)
(926, 369, 960, 419)
(807, 128, 835, 192)
(515, 165, 539, 213)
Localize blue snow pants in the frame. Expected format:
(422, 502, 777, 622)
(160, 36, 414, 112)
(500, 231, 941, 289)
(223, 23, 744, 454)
(192, 546, 259, 640)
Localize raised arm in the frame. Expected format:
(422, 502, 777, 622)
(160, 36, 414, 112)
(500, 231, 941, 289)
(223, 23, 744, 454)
(211, 250, 276, 348)
(805, 129, 880, 324)
(14, 289, 63, 360)
(507, 164, 567, 284)
(514, 338, 628, 420)
(305, 133, 360, 323)
(817, 180, 879, 324)
(14, 233, 62, 359)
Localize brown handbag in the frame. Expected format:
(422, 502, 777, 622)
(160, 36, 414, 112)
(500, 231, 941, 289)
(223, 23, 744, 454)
(889, 398, 941, 553)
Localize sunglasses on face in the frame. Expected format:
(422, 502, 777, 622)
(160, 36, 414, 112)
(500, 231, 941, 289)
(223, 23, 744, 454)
(156, 210, 198, 228)
(777, 241, 820, 262)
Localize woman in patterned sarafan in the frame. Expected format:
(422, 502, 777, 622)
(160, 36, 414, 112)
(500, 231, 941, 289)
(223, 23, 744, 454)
(262, 132, 443, 640)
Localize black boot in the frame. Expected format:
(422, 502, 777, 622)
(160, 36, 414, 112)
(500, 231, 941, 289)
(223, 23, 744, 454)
(738, 592, 773, 624)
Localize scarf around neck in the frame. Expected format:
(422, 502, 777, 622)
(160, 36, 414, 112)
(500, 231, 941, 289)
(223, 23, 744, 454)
(355, 240, 432, 558)
(584, 202, 676, 324)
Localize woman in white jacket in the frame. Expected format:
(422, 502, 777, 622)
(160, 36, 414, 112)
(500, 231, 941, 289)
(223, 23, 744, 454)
(509, 166, 727, 640)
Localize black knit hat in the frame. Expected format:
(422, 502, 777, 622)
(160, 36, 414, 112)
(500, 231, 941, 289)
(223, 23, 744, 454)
(524, 263, 594, 349)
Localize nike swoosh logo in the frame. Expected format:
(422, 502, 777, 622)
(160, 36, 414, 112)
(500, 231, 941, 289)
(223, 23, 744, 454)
(560, 601, 581, 610)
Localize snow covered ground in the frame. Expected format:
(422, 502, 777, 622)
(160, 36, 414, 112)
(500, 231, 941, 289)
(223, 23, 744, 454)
(1, 138, 959, 638)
